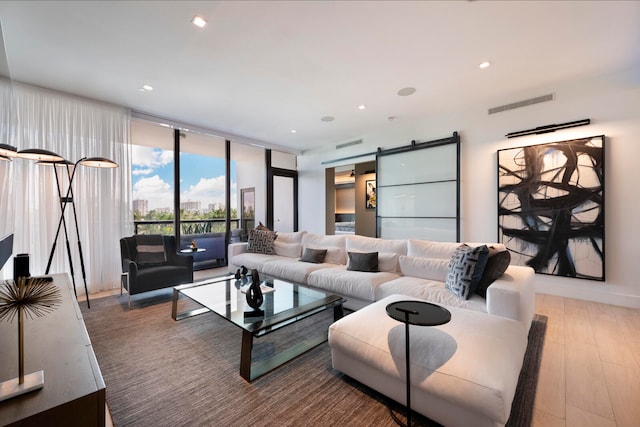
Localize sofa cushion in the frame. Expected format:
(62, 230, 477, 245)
(329, 294, 528, 427)
(135, 234, 167, 265)
(376, 276, 487, 313)
(445, 244, 489, 300)
(276, 231, 307, 244)
(231, 252, 289, 271)
(347, 251, 378, 272)
(300, 247, 327, 263)
(302, 233, 347, 265)
(398, 255, 450, 282)
(307, 266, 399, 302)
(476, 247, 511, 298)
(407, 239, 461, 259)
(273, 241, 302, 258)
(247, 229, 277, 254)
(262, 258, 332, 284)
(346, 235, 407, 257)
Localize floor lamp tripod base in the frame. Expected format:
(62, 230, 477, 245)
(0, 371, 44, 402)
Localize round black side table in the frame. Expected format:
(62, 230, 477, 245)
(386, 300, 451, 427)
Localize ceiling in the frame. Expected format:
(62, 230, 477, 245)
(1, 1, 639, 153)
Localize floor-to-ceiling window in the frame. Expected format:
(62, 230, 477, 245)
(176, 129, 237, 269)
(132, 119, 295, 268)
(131, 120, 175, 235)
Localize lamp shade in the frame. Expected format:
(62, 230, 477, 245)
(0, 143, 18, 158)
(17, 148, 64, 162)
(35, 159, 73, 167)
(78, 157, 118, 168)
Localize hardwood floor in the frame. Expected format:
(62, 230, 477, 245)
(533, 294, 640, 427)
(84, 275, 640, 426)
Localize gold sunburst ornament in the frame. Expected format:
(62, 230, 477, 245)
(0, 277, 61, 401)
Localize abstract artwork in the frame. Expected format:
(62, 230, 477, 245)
(365, 180, 376, 209)
(497, 135, 605, 280)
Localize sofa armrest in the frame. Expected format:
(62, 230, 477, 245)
(228, 242, 248, 272)
(486, 265, 535, 331)
(124, 260, 139, 292)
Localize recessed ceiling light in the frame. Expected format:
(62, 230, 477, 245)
(142, 84, 153, 91)
(358, 105, 366, 110)
(290, 129, 297, 133)
(479, 61, 491, 69)
(192, 16, 207, 28)
(397, 87, 416, 96)
(321, 116, 335, 122)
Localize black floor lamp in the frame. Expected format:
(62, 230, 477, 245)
(17, 148, 118, 308)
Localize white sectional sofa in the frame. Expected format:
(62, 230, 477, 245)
(229, 231, 536, 427)
(228, 231, 535, 329)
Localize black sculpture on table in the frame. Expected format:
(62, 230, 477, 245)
(245, 269, 264, 314)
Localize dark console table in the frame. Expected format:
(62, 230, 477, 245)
(0, 273, 105, 426)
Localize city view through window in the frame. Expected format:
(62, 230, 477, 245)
(132, 145, 238, 235)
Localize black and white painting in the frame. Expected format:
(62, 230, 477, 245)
(497, 135, 605, 280)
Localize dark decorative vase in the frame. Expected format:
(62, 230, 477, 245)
(245, 269, 264, 310)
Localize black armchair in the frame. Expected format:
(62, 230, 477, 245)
(120, 235, 193, 307)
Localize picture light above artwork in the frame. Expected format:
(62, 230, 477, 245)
(505, 118, 591, 138)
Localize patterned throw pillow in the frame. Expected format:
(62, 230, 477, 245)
(445, 244, 489, 300)
(247, 229, 276, 254)
(475, 247, 511, 298)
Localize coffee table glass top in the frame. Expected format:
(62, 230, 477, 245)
(174, 274, 343, 334)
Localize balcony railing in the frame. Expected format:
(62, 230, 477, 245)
(134, 219, 241, 236)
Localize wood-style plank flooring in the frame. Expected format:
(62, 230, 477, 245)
(84, 275, 640, 427)
(533, 294, 640, 427)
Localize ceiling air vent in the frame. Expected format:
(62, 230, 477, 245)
(336, 139, 363, 149)
(488, 93, 554, 115)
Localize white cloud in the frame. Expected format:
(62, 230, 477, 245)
(132, 146, 173, 169)
(181, 176, 238, 210)
(132, 167, 154, 176)
(133, 175, 173, 210)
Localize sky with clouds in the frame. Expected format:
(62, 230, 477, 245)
(132, 145, 237, 211)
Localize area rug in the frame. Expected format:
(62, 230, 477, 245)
(81, 290, 546, 427)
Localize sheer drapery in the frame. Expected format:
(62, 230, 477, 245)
(0, 79, 132, 294)
(0, 78, 16, 252)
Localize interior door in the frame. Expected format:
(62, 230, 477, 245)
(273, 175, 294, 232)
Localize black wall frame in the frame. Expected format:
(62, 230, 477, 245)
(376, 132, 460, 241)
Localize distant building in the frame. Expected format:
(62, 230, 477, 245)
(156, 207, 172, 214)
(181, 201, 201, 212)
(133, 199, 148, 215)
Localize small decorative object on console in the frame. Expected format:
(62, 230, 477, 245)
(190, 240, 198, 251)
(0, 277, 62, 401)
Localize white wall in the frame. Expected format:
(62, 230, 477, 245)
(299, 65, 640, 308)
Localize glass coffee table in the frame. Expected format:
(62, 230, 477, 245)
(171, 274, 344, 382)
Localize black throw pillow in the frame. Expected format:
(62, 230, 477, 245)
(347, 251, 379, 272)
(476, 247, 511, 298)
(299, 248, 327, 264)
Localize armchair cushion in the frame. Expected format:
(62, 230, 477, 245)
(135, 234, 167, 265)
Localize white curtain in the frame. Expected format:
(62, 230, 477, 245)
(0, 78, 133, 295)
